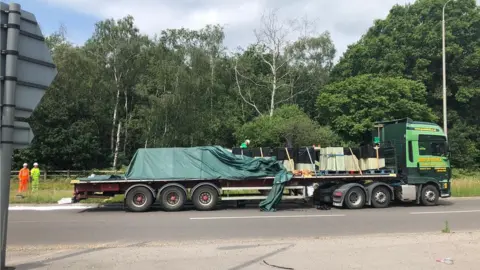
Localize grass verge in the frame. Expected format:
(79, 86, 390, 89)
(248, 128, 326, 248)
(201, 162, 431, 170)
(451, 170, 480, 197)
(7, 169, 480, 204)
(9, 180, 124, 204)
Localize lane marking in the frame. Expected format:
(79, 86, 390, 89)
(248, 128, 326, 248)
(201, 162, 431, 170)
(410, 210, 480, 215)
(190, 214, 345, 220)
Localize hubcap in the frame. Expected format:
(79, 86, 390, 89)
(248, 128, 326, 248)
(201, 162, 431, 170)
(374, 191, 387, 204)
(349, 191, 362, 206)
(166, 192, 180, 205)
(199, 192, 212, 205)
(133, 193, 146, 207)
(425, 190, 436, 202)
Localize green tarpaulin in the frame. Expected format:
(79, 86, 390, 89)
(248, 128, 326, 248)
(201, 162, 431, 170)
(79, 175, 122, 181)
(79, 146, 293, 211)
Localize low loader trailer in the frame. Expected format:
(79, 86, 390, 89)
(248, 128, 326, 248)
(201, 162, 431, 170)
(71, 118, 451, 212)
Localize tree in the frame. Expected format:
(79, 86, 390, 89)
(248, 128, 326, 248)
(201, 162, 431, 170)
(131, 25, 243, 149)
(329, 0, 479, 166)
(234, 10, 336, 117)
(11, 2, 479, 171)
(285, 30, 336, 117)
(14, 28, 110, 169)
(85, 16, 149, 168)
(331, 0, 479, 103)
(447, 121, 480, 168)
(317, 75, 436, 140)
(236, 104, 341, 147)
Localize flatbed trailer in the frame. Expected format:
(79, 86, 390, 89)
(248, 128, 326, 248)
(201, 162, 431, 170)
(71, 118, 451, 212)
(71, 170, 447, 212)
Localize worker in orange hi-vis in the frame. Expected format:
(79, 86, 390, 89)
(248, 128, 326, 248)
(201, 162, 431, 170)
(18, 163, 30, 193)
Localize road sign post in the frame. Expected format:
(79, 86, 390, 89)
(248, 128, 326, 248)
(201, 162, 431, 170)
(0, 2, 57, 268)
(0, 4, 20, 269)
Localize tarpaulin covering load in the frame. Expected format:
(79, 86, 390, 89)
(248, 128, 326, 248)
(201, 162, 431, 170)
(77, 174, 122, 181)
(122, 146, 292, 211)
(124, 146, 288, 180)
(125, 146, 292, 211)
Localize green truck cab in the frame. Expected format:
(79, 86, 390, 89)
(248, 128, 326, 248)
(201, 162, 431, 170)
(330, 118, 451, 209)
(374, 118, 451, 199)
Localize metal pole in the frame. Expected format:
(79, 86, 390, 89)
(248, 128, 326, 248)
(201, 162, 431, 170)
(442, 0, 452, 138)
(0, 3, 21, 269)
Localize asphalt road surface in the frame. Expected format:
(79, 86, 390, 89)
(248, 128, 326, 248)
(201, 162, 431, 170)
(7, 198, 480, 247)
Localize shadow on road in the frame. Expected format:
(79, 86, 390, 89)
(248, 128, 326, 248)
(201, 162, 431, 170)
(77, 198, 455, 215)
(78, 200, 319, 213)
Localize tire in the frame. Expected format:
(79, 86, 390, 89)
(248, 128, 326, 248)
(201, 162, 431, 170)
(192, 185, 219, 211)
(344, 187, 366, 209)
(371, 186, 391, 208)
(125, 186, 154, 212)
(421, 184, 439, 206)
(160, 186, 187, 211)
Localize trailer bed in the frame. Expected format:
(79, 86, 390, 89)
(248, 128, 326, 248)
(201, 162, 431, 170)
(72, 171, 397, 184)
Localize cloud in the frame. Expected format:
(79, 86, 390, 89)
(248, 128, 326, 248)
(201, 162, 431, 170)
(41, 0, 416, 58)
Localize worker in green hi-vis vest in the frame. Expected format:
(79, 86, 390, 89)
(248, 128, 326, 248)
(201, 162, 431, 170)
(240, 139, 250, 148)
(238, 140, 250, 208)
(30, 162, 41, 192)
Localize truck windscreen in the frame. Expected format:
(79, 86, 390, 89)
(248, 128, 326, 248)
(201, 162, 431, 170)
(418, 135, 448, 157)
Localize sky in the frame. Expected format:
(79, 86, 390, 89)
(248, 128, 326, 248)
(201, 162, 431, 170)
(10, 0, 477, 59)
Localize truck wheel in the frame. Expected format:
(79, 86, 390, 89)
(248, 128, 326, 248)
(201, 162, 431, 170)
(192, 186, 219, 211)
(125, 186, 154, 212)
(344, 187, 366, 209)
(421, 185, 439, 206)
(371, 186, 391, 208)
(160, 186, 186, 211)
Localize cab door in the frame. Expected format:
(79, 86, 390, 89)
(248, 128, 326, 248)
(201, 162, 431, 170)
(417, 135, 449, 179)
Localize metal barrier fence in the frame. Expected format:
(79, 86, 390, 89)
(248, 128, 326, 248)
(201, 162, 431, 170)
(10, 170, 121, 180)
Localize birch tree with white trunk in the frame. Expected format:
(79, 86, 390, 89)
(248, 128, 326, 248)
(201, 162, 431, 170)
(85, 15, 147, 168)
(235, 10, 336, 118)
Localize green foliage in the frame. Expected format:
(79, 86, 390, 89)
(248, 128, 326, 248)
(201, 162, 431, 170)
(236, 105, 341, 147)
(233, 18, 336, 118)
(448, 121, 480, 169)
(330, 0, 480, 167)
(285, 32, 336, 118)
(14, 33, 109, 169)
(317, 75, 436, 141)
(12, 0, 480, 170)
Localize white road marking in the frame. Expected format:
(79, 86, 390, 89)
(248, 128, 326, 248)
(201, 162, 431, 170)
(410, 210, 480, 215)
(190, 214, 345, 220)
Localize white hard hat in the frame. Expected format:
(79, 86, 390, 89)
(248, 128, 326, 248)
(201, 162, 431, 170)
(23, 163, 27, 166)
(245, 139, 251, 144)
(33, 162, 38, 166)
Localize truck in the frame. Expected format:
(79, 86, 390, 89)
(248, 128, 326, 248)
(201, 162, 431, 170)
(71, 118, 451, 212)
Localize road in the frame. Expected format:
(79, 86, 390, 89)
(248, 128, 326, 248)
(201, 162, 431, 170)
(7, 198, 480, 247)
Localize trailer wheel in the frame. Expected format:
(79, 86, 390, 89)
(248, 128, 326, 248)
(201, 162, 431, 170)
(371, 186, 391, 208)
(125, 186, 154, 212)
(192, 186, 219, 211)
(344, 187, 365, 210)
(160, 186, 186, 211)
(421, 184, 439, 206)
